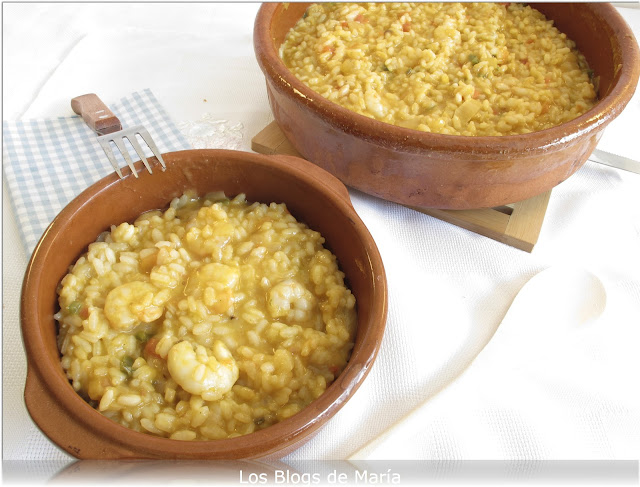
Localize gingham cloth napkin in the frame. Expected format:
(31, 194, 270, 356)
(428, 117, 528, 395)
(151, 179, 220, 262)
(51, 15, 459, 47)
(2, 89, 191, 255)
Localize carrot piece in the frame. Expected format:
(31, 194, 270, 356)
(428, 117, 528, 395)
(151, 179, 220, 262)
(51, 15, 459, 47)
(354, 13, 368, 23)
(144, 338, 161, 358)
(79, 306, 90, 320)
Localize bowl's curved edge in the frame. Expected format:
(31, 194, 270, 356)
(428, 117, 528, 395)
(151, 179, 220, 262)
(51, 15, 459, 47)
(20, 149, 388, 459)
(24, 364, 146, 459)
(253, 3, 640, 209)
(254, 3, 640, 155)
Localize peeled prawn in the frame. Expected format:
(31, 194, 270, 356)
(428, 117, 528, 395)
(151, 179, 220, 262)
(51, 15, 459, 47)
(268, 279, 316, 322)
(104, 281, 164, 332)
(196, 262, 240, 290)
(167, 340, 239, 401)
(187, 262, 240, 315)
(364, 90, 388, 118)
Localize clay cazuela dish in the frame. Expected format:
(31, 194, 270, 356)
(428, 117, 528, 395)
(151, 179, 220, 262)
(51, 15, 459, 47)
(21, 149, 387, 459)
(254, 3, 640, 209)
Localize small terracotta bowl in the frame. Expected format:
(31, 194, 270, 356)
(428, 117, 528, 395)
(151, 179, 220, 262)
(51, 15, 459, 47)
(254, 3, 640, 209)
(21, 149, 387, 459)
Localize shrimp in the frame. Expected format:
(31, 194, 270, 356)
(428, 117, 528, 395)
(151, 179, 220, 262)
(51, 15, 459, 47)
(167, 340, 239, 401)
(186, 262, 240, 315)
(184, 206, 235, 257)
(103, 281, 164, 332)
(196, 262, 240, 290)
(268, 279, 316, 322)
(364, 90, 388, 118)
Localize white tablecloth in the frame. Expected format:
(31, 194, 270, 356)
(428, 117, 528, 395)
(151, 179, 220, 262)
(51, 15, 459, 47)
(3, 3, 640, 484)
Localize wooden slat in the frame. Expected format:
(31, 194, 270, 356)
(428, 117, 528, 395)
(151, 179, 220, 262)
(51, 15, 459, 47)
(251, 121, 550, 252)
(252, 122, 300, 156)
(409, 206, 510, 242)
(503, 190, 551, 252)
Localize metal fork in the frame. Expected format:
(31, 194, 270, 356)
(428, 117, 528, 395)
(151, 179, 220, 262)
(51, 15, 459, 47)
(71, 93, 166, 178)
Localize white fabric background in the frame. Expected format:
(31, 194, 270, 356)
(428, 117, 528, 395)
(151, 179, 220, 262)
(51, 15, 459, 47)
(3, 2, 640, 480)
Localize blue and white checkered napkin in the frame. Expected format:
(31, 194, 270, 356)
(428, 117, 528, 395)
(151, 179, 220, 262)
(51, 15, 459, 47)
(3, 89, 191, 255)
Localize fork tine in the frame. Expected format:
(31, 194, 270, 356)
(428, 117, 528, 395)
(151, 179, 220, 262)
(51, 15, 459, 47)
(98, 138, 124, 179)
(73, 95, 167, 178)
(113, 137, 139, 178)
(126, 134, 153, 174)
(137, 128, 167, 171)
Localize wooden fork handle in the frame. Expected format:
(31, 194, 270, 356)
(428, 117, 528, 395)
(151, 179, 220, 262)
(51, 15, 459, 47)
(71, 94, 122, 135)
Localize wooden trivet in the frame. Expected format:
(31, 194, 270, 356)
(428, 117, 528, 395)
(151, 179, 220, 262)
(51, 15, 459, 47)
(252, 122, 551, 252)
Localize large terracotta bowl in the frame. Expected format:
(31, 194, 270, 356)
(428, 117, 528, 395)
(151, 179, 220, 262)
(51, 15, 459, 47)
(21, 149, 387, 459)
(254, 3, 640, 209)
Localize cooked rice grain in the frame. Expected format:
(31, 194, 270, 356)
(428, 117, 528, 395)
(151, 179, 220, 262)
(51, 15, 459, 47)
(281, 2, 597, 136)
(56, 191, 356, 440)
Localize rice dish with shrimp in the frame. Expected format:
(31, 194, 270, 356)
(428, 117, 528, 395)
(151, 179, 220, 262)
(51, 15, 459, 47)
(56, 191, 357, 440)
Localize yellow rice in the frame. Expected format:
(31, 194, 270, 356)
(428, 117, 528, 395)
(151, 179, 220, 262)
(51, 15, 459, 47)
(281, 2, 597, 136)
(56, 191, 357, 440)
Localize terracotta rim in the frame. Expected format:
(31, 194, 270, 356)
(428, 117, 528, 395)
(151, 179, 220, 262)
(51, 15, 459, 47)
(254, 2, 640, 155)
(21, 149, 388, 458)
